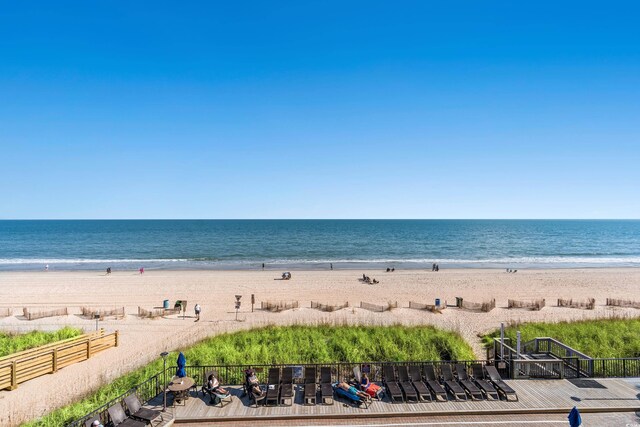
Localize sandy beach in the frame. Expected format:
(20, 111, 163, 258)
(1, 268, 640, 425)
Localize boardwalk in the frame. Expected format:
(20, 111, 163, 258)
(151, 378, 640, 423)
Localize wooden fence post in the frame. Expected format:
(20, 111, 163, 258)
(87, 337, 92, 359)
(53, 348, 58, 373)
(115, 330, 119, 347)
(11, 360, 17, 390)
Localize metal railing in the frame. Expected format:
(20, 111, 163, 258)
(67, 371, 164, 427)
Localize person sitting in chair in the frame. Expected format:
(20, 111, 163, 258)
(360, 372, 383, 399)
(207, 373, 229, 395)
(245, 369, 265, 398)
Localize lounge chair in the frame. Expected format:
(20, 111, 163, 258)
(471, 364, 499, 400)
(455, 364, 484, 400)
(201, 371, 232, 407)
(396, 365, 419, 402)
(421, 365, 448, 402)
(124, 393, 163, 425)
(320, 367, 334, 405)
(333, 382, 369, 408)
(266, 367, 281, 406)
(382, 365, 404, 403)
(484, 365, 518, 401)
(243, 369, 267, 407)
(107, 402, 146, 427)
(405, 365, 432, 402)
(304, 366, 317, 405)
(440, 364, 467, 400)
(280, 367, 294, 406)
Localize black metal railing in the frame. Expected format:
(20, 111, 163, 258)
(68, 356, 640, 426)
(67, 371, 163, 427)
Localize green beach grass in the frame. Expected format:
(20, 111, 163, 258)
(26, 324, 474, 426)
(483, 317, 640, 358)
(0, 327, 83, 358)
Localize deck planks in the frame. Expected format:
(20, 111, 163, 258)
(155, 378, 640, 423)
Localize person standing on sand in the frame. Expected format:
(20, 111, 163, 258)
(194, 303, 201, 321)
(330, 263, 333, 270)
(139, 267, 144, 274)
(45, 264, 49, 272)
(262, 263, 265, 270)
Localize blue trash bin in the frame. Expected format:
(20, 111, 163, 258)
(435, 298, 441, 307)
(163, 299, 169, 309)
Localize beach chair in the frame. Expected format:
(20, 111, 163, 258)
(280, 367, 294, 406)
(333, 383, 369, 408)
(107, 402, 146, 427)
(441, 364, 467, 400)
(484, 365, 519, 401)
(423, 365, 448, 402)
(320, 367, 334, 405)
(304, 366, 317, 405)
(396, 365, 419, 402)
(405, 365, 432, 402)
(243, 369, 267, 407)
(124, 393, 163, 425)
(471, 364, 499, 400)
(455, 364, 484, 400)
(382, 365, 404, 403)
(201, 371, 232, 407)
(266, 368, 281, 406)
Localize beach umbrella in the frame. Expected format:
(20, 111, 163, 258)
(176, 352, 187, 378)
(568, 406, 582, 427)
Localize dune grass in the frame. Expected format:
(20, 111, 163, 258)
(483, 317, 640, 358)
(0, 327, 83, 358)
(26, 324, 474, 426)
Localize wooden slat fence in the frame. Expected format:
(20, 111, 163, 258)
(557, 298, 595, 310)
(22, 307, 68, 320)
(261, 301, 299, 312)
(360, 301, 398, 312)
(81, 306, 125, 319)
(508, 299, 546, 311)
(606, 298, 640, 309)
(137, 307, 165, 318)
(408, 301, 447, 313)
(310, 301, 349, 312)
(460, 299, 496, 312)
(0, 329, 118, 390)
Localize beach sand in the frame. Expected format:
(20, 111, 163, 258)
(1, 268, 639, 425)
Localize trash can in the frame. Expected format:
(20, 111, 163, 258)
(455, 297, 463, 308)
(435, 298, 441, 307)
(163, 299, 169, 310)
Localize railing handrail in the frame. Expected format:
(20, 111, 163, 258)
(0, 329, 106, 364)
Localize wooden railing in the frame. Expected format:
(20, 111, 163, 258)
(0, 329, 119, 390)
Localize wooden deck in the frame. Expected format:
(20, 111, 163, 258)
(158, 378, 640, 423)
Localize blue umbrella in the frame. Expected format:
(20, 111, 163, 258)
(568, 406, 581, 427)
(176, 352, 186, 378)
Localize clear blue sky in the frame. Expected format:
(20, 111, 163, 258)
(1, 1, 639, 219)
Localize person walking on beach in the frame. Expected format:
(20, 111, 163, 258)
(106, 267, 111, 275)
(45, 264, 49, 272)
(139, 267, 144, 275)
(330, 263, 333, 270)
(262, 263, 265, 270)
(194, 303, 201, 321)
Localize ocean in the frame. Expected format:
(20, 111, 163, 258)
(0, 220, 639, 271)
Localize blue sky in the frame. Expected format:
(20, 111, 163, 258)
(1, 1, 639, 219)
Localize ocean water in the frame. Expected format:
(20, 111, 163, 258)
(0, 220, 639, 271)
